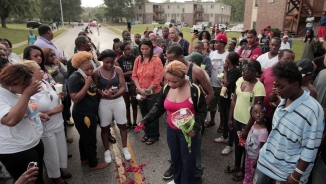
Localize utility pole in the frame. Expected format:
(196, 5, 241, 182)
(60, 0, 64, 27)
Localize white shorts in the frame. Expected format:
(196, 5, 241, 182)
(98, 96, 127, 127)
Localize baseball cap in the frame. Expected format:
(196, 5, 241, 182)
(215, 34, 228, 44)
(319, 37, 324, 42)
(185, 52, 203, 63)
(297, 59, 313, 77)
(283, 35, 288, 39)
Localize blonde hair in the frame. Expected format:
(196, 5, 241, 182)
(72, 51, 92, 68)
(165, 60, 187, 77)
(15, 60, 40, 73)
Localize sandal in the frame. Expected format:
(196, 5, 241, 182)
(224, 165, 241, 173)
(233, 173, 244, 181)
(141, 135, 149, 142)
(146, 138, 158, 145)
(61, 173, 72, 179)
(217, 125, 224, 133)
(204, 122, 215, 128)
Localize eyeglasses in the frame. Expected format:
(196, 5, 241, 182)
(251, 112, 264, 116)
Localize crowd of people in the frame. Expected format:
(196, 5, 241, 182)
(0, 17, 326, 184)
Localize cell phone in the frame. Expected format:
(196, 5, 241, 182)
(273, 82, 277, 88)
(27, 162, 37, 170)
(77, 68, 87, 77)
(111, 86, 118, 90)
(194, 30, 199, 34)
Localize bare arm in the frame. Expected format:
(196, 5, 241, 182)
(195, 68, 213, 104)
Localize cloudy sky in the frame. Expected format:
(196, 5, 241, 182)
(81, 0, 187, 7)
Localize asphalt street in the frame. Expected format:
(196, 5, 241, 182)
(1, 26, 241, 184)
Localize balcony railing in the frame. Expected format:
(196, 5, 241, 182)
(154, 8, 164, 13)
(196, 7, 204, 13)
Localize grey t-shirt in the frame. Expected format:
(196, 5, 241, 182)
(314, 69, 326, 108)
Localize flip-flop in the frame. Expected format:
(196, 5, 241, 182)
(146, 138, 158, 145)
(204, 122, 215, 128)
(233, 173, 244, 181)
(224, 165, 241, 173)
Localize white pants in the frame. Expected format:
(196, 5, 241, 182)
(41, 130, 67, 178)
(98, 96, 127, 127)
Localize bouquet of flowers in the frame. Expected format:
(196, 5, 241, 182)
(171, 108, 195, 153)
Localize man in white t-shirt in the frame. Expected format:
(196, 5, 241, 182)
(280, 36, 290, 50)
(306, 12, 315, 33)
(256, 37, 281, 73)
(206, 34, 229, 128)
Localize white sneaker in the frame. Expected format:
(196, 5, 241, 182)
(221, 145, 233, 155)
(167, 180, 175, 184)
(214, 136, 228, 144)
(104, 150, 112, 163)
(122, 147, 131, 160)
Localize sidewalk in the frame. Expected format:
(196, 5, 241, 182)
(12, 28, 63, 49)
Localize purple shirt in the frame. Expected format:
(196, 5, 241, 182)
(34, 37, 63, 59)
(153, 46, 163, 55)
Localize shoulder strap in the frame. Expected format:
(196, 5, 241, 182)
(187, 63, 194, 83)
(191, 83, 201, 110)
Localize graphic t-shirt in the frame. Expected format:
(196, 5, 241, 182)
(0, 87, 43, 154)
(245, 123, 268, 159)
(68, 72, 98, 116)
(117, 55, 136, 83)
(209, 50, 229, 87)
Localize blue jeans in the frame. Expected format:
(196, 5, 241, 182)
(312, 155, 326, 184)
(167, 124, 199, 184)
(253, 167, 285, 184)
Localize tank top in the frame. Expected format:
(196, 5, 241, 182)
(28, 34, 36, 44)
(164, 97, 196, 130)
(98, 67, 120, 90)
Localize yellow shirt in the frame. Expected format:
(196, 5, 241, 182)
(233, 77, 266, 124)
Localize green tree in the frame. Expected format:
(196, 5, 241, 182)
(218, 0, 245, 22)
(40, 0, 83, 23)
(0, 0, 40, 28)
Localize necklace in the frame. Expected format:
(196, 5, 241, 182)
(41, 80, 53, 101)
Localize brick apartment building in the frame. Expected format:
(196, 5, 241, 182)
(244, 0, 326, 36)
(134, 1, 231, 26)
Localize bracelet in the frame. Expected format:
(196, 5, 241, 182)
(291, 174, 299, 183)
(295, 167, 304, 175)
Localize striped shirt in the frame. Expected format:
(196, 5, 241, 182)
(257, 89, 324, 183)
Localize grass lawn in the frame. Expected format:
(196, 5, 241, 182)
(109, 24, 326, 62)
(108, 27, 123, 36)
(12, 29, 67, 55)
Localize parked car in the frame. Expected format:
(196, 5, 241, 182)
(88, 22, 101, 27)
(78, 21, 84, 26)
(180, 22, 188, 27)
(164, 22, 174, 26)
(150, 21, 159, 24)
(27, 21, 42, 29)
(190, 25, 203, 33)
(225, 26, 243, 33)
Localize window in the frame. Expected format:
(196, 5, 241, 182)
(211, 13, 213, 17)
(253, 21, 256, 29)
(168, 5, 170, 9)
(177, 5, 179, 9)
(139, 6, 142, 9)
(167, 14, 170, 17)
(177, 13, 180, 17)
(139, 14, 142, 17)
(211, 5, 214, 8)
(255, 0, 258, 7)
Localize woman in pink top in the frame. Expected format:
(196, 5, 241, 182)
(137, 61, 207, 184)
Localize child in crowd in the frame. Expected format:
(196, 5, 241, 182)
(243, 102, 268, 184)
(113, 38, 123, 60)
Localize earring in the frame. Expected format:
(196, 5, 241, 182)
(9, 86, 11, 91)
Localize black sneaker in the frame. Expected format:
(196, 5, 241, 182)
(163, 165, 174, 180)
(126, 123, 132, 131)
(195, 177, 202, 184)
